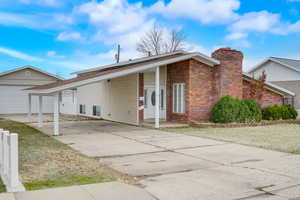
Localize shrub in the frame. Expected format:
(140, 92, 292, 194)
(262, 104, 298, 120)
(212, 96, 240, 123)
(286, 104, 298, 119)
(281, 106, 290, 120)
(262, 105, 281, 120)
(242, 99, 262, 122)
(212, 96, 262, 123)
(237, 100, 252, 123)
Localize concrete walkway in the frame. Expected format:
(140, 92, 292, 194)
(0, 182, 156, 200)
(3, 117, 300, 200)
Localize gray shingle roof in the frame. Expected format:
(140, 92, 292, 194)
(271, 57, 300, 71)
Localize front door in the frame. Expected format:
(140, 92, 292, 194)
(144, 86, 166, 119)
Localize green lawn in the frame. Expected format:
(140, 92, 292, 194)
(0, 118, 135, 191)
(163, 124, 300, 154)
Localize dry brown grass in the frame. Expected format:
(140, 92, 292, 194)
(163, 124, 300, 154)
(0, 119, 136, 190)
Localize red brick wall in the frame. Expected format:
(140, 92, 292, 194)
(166, 60, 190, 122)
(243, 79, 283, 107)
(138, 73, 144, 123)
(188, 59, 214, 121)
(211, 48, 244, 100)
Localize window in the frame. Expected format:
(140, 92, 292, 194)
(79, 104, 86, 114)
(173, 83, 185, 113)
(93, 105, 101, 116)
(283, 97, 294, 106)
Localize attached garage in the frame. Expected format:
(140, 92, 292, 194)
(0, 66, 63, 114)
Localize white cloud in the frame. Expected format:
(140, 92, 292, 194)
(19, 0, 62, 7)
(225, 32, 248, 40)
(47, 51, 65, 59)
(150, 0, 240, 24)
(0, 11, 73, 30)
(57, 32, 83, 41)
(230, 11, 283, 35)
(225, 11, 300, 46)
(76, 0, 147, 33)
(0, 47, 43, 61)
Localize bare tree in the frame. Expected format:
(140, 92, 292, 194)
(137, 26, 186, 56)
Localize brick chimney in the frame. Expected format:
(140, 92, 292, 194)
(211, 47, 243, 100)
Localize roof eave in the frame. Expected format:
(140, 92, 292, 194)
(27, 53, 219, 94)
(242, 73, 295, 96)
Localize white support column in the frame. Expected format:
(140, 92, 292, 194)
(27, 94, 32, 120)
(155, 66, 160, 128)
(38, 96, 43, 128)
(53, 93, 60, 136)
(73, 89, 78, 115)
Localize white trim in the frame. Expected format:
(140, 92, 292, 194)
(155, 66, 160, 128)
(173, 83, 185, 113)
(243, 73, 295, 96)
(0, 66, 64, 80)
(72, 51, 186, 75)
(248, 57, 300, 75)
(71, 51, 219, 75)
(27, 53, 220, 95)
(136, 73, 140, 125)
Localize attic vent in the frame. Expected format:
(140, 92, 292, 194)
(25, 71, 31, 77)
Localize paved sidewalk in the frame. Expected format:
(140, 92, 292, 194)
(0, 182, 156, 200)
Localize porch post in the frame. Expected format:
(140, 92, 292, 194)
(73, 89, 78, 115)
(27, 94, 32, 120)
(53, 93, 60, 136)
(38, 96, 43, 128)
(155, 66, 160, 128)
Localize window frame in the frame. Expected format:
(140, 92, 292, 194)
(93, 105, 101, 116)
(79, 104, 86, 114)
(172, 83, 185, 114)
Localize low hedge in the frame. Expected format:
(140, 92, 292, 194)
(262, 105, 298, 120)
(212, 96, 262, 123)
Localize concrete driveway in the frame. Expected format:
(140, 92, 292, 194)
(32, 120, 300, 200)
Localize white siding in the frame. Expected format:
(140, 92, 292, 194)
(77, 73, 138, 125)
(252, 61, 300, 82)
(0, 86, 54, 114)
(0, 68, 58, 86)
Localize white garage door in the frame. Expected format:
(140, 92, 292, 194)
(0, 85, 54, 114)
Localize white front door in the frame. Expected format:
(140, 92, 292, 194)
(144, 86, 166, 119)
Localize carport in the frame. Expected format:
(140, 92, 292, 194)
(25, 62, 165, 136)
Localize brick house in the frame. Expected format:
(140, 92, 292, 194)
(26, 48, 294, 135)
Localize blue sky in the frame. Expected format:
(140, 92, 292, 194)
(1, 0, 300, 78)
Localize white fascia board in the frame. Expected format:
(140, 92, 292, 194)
(247, 58, 271, 74)
(29, 53, 217, 95)
(264, 82, 295, 96)
(247, 57, 300, 76)
(243, 74, 295, 96)
(0, 66, 64, 80)
(269, 58, 300, 74)
(71, 51, 219, 75)
(71, 51, 186, 75)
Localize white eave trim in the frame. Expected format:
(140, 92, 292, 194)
(247, 57, 300, 75)
(27, 53, 220, 95)
(243, 74, 295, 96)
(0, 66, 64, 80)
(71, 51, 219, 75)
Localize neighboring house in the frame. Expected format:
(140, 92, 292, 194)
(0, 66, 63, 114)
(248, 57, 300, 112)
(0, 66, 77, 115)
(25, 48, 294, 135)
